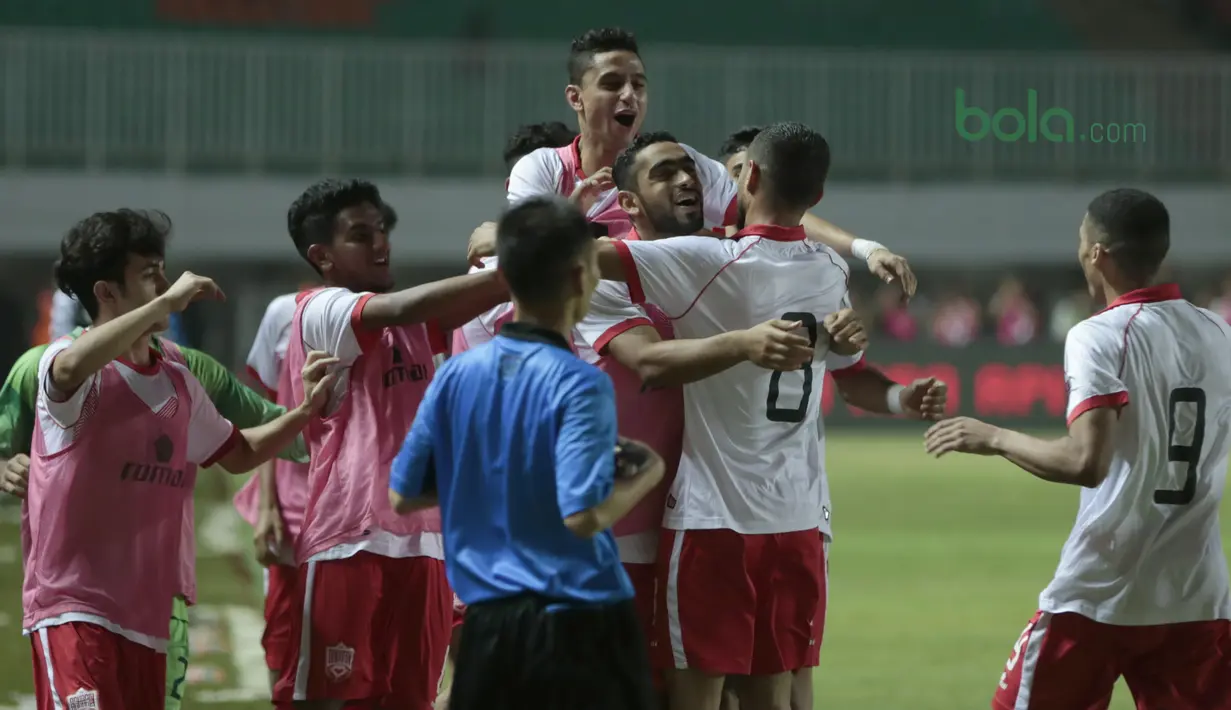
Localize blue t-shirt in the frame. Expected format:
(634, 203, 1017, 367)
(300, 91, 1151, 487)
(391, 322, 632, 606)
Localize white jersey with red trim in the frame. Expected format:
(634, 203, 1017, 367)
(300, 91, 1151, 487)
(246, 293, 297, 393)
(613, 225, 861, 535)
(1041, 284, 1231, 626)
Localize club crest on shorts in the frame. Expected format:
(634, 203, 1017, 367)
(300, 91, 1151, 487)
(67, 688, 99, 710)
(325, 643, 355, 681)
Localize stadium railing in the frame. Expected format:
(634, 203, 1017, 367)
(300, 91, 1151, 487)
(0, 30, 1228, 180)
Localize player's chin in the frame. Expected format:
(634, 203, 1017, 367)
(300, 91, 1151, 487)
(675, 208, 704, 234)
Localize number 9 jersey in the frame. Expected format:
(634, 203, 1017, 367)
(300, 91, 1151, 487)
(610, 225, 862, 536)
(1044, 284, 1231, 625)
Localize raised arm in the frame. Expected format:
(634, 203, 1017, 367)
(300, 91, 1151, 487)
(357, 271, 508, 332)
(51, 273, 221, 394)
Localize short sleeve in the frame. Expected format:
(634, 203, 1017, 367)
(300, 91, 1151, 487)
(680, 144, 739, 229)
(181, 367, 240, 467)
(554, 371, 618, 518)
(452, 259, 514, 354)
(507, 150, 565, 204)
(299, 288, 377, 366)
(613, 236, 734, 318)
(37, 338, 95, 428)
(1063, 321, 1129, 427)
(246, 294, 297, 393)
(575, 280, 654, 355)
(390, 374, 442, 498)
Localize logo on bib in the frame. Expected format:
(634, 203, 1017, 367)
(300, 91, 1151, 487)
(67, 688, 99, 710)
(325, 643, 355, 681)
(154, 434, 174, 463)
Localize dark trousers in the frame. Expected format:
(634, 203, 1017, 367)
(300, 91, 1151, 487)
(449, 594, 655, 710)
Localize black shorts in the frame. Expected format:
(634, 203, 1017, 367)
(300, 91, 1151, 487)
(450, 594, 655, 710)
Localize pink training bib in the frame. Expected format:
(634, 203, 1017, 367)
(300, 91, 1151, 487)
(555, 139, 633, 240)
(288, 289, 444, 563)
(23, 353, 197, 641)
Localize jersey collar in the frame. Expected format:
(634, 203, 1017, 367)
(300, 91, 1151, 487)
(732, 224, 807, 242)
(1101, 283, 1182, 312)
(500, 322, 571, 351)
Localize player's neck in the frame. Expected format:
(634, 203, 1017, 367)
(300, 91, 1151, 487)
(511, 302, 573, 343)
(741, 203, 805, 230)
(631, 218, 659, 241)
(1102, 279, 1152, 305)
(578, 133, 624, 177)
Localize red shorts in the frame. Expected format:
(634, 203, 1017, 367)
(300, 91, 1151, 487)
(31, 622, 165, 710)
(993, 611, 1231, 710)
(624, 562, 657, 643)
(802, 534, 830, 668)
(263, 563, 299, 672)
(653, 528, 824, 676)
(272, 552, 452, 709)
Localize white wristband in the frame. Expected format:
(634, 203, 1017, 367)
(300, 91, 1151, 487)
(851, 238, 887, 261)
(886, 384, 906, 415)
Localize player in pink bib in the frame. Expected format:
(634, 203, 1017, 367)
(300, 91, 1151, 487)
(270, 179, 509, 710)
(25, 209, 334, 710)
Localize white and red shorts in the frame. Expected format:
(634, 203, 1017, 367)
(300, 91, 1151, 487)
(994, 610, 1231, 710)
(653, 528, 825, 676)
(272, 552, 452, 710)
(262, 563, 299, 673)
(31, 621, 165, 710)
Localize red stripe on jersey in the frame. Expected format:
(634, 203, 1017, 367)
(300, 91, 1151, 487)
(350, 293, 382, 353)
(1067, 391, 1129, 427)
(593, 317, 654, 355)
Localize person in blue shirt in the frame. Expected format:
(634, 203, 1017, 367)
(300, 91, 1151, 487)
(390, 195, 664, 710)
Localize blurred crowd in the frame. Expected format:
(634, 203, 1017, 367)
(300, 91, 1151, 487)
(850, 270, 1231, 347)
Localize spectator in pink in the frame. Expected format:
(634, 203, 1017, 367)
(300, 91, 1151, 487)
(931, 291, 982, 347)
(874, 285, 918, 342)
(989, 276, 1040, 346)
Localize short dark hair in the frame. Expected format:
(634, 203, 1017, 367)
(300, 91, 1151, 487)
(287, 178, 383, 268)
(719, 126, 763, 161)
(497, 196, 592, 306)
(54, 209, 172, 319)
(503, 122, 577, 172)
(1086, 188, 1170, 282)
(380, 201, 399, 232)
(746, 122, 831, 210)
(612, 130, 679, 191)
(568, 27, 640, 85)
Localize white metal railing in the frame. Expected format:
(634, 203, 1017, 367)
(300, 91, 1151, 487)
(1, 30, 1228, 179)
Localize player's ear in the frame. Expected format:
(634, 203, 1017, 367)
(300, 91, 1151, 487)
(305, 243, 331, 273)
(565, 84, 584, 114)
(617, 190, 641, 217)
(92, 280, 116, 310)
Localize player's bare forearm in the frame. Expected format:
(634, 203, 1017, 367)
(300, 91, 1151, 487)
(993, 410, 1116, 487)
(565, 455, 665, 538)
(832, 367, 897, 414)
(256, 459, 280, 511)
(51, 298, 173, 393)
(801, 213, 856, 256)
(359, 270, 508, 331)
(217, 405, 312, 474)
(608, 326, 748, 388)
(390, 490, 438, 515)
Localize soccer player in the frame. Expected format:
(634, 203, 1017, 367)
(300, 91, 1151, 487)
(501, 26, 916, 296)
(589, 123, 945, 710)
(234, 199, 400, 693)
(0, 326, 308, 709)
(24, 209, 334, 709)
(924, 188, 1231, 710)
(718, 126, 762, 180)
(390, 195, 665, 710)
(503, 121, 577, 186)
(271, 179, 509, 710)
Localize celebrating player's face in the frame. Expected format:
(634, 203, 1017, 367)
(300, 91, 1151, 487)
(568, 51, 646, 144)
(99, 254, 172, 333)
(324, 202, 394, 294)
(627, 141, 703, 237)
(724, 150, 748, 181)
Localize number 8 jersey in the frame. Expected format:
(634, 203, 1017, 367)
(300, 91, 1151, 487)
(611, 225, 862, 535)
(1043, 284, 1231, 625)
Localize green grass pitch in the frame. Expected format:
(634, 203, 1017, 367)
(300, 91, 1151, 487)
(0, 433, 1226, 709)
